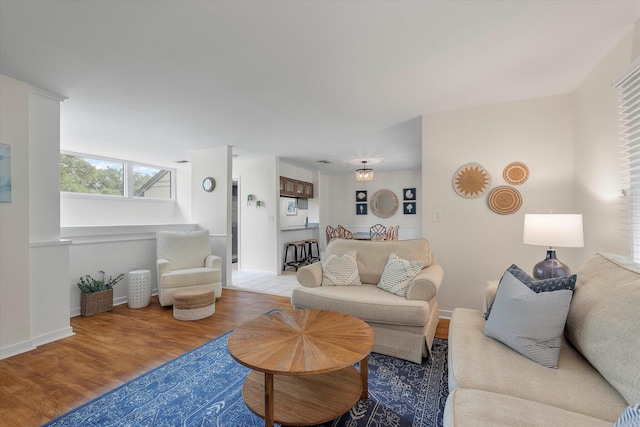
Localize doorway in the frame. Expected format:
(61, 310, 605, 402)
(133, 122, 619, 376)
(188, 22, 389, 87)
(232, 179, 238, 264)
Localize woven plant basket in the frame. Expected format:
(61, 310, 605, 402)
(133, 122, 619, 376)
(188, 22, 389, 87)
(81, 288, 114, 316)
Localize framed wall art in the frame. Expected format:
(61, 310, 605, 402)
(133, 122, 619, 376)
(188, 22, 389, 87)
(286, 199, 297, 215)
(403, 202, 416, 215)
(356, 203, 368, 215)
(403, 188, 416, 200)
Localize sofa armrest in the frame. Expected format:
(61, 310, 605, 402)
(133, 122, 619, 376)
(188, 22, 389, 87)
(296, 262, 323, 287)
(157, 258, 170, 283)
(406, 262, 444, 301)
(484, 280, 499, 314)
(205, 255, 222, 270)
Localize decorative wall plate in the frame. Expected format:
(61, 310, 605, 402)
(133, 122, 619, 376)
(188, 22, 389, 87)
(453, 163, 491, 198)
(503, 162, 529, 185)
(488, 186, 522, 215)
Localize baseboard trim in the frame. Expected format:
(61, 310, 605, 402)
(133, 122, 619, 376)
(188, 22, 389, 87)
(0, 339, 37, 360)
(32, 327, 75, 347)
(439, 309, 452, 320)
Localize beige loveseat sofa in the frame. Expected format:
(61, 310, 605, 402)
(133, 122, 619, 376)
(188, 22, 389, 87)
(292, 238, 444, 363)
(445, 253, 640, 426)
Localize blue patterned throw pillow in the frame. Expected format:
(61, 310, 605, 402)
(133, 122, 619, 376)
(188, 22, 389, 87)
(484, 264, 577, 320)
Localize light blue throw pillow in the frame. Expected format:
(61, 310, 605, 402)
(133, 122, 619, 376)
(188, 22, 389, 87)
(614, 404, 640, 427)
(482, 270, 573, 368)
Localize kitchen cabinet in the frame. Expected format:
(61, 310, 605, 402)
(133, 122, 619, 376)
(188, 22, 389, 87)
(304, 182, 314, 198)
(279, 176, 314, 198)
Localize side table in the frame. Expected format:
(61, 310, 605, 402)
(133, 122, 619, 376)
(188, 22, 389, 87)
(128, 270, 152, 308)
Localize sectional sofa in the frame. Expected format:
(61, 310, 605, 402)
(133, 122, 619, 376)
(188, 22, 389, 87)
(445, 253, 640, 426)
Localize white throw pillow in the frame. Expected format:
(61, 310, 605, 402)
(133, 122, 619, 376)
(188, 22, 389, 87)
(322, 251, 362, 286)
(377, 253, 423, 297)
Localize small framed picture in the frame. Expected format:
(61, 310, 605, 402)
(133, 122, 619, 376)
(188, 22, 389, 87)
(356, 191, 367, 202)
(286, 199, 297, 216)
(356, 203, 368, 215)
(403, 202, 416, 215)
(403, 188, 416, 200)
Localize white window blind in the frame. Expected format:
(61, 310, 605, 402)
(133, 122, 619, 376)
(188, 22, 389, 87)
(614, 57, 640, 261)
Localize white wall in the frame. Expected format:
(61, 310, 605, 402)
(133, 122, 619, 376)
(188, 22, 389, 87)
(0, 75, 72, 359)
(28, 88, 73, 347)
(319, 169, 422, 249)
(574, 22, 639, 260)
(191, 146, 233, 285)
(60, 163, 191, 226)
(0, 75, 33, 357)
(422, 94, 576, 316)
(235, 156, 279, 272)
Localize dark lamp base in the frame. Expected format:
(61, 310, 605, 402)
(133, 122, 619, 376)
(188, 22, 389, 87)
(532, 250, 571, 280)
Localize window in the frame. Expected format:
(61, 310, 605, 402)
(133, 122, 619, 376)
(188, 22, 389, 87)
(60, 154, 124, 195)
(614, 57, 640, 261)
(60, 152, 174, 200)
(133, 165, 172, 199)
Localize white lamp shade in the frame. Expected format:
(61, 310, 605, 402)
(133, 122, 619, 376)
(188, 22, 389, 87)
(523, 214, 584, 248)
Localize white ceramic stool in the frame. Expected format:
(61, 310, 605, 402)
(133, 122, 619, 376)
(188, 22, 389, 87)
(128, 270, 152, 308)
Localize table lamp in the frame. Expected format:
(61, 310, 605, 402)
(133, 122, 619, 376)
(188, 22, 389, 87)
(523, 214, 584, 279)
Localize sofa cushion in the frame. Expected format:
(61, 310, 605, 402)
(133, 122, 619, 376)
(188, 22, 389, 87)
(292, 284, 430, 327)
(444, 389, 612, 427)
(160, 267, 220, 289)
(485, 264, 576, 319)
(449, 308, 628, 422)
(483, 270, 573, 368)
(156, 230, 211, 270)
(323, 238, 432, 284)
(377, 253, 423, 297)
(566, 253, 640, 405)
(321, 251, 362, 286)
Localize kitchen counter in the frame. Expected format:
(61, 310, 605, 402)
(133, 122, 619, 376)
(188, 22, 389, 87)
(280, 224, 319, 231)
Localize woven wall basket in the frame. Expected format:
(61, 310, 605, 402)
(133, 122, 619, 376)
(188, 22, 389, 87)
(81, 288, 114, 316)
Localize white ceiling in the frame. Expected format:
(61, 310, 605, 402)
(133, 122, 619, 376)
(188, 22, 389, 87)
(1, 1, 639, 175)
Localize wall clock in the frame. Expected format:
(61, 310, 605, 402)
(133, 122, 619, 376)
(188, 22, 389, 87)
(202, 177, 216, 192)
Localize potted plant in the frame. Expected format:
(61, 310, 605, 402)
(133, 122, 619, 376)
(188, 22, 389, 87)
(77, 270, 125, 316)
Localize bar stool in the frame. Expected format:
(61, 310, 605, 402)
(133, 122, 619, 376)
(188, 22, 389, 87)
(283, 240, 307, 271)
(305, 238, 320, 263)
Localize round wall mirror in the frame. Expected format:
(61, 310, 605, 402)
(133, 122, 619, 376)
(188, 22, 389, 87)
(370, 189, 399, 218)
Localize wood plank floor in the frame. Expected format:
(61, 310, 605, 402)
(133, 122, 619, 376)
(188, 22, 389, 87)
(0, 289, 449, 427)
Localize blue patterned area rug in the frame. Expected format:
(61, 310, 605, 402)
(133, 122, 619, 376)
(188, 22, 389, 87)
(44, 334, 448, 427)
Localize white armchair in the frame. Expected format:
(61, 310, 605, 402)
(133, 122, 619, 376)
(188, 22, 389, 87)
(156, 230, 222, 306)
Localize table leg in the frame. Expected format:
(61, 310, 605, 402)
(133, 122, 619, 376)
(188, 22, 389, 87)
(264, 372, 274, 426)
(360, 355, 369, 400)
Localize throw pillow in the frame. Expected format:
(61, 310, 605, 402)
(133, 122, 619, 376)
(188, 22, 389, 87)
(482, 270, 573, 368)
(377, 253, 424, 297)
(614, 404, 640, 427)
(484, 264, 577, 320)
(321, 251, 362, 286)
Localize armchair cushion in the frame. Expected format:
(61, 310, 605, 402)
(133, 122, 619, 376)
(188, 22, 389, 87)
(160, 267, 221, 289)
(156, 230, 211, 270)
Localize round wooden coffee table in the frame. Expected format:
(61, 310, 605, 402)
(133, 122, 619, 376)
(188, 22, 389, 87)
(227, 309, 375, 426)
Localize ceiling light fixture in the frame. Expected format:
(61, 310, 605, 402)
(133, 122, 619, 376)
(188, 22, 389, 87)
(355, 161, 374, 182)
